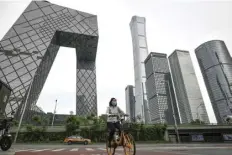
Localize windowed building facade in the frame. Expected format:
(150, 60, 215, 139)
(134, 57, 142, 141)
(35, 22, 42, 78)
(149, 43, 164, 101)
(144, 52, 180, 124)
(0, 1, 99, 121)
(195, 40, 232, 124)
(125, 85, 135, 122)
(169, 50, 209, 124)
(129, 16, 149, 122)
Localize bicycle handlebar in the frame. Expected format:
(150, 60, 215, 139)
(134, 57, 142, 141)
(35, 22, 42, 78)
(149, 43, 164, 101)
(108, 114, 129, 117)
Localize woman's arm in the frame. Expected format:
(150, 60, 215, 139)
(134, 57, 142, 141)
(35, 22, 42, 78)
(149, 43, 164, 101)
(117, 106, 125, 115)
(106, 107, 110, 115)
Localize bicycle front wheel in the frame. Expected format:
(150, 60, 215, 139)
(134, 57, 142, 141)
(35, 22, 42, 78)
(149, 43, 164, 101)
(123, 133, 136, 155)
(106, 139, 116, 155)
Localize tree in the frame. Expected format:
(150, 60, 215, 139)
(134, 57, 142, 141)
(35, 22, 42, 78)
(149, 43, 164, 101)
(99, 114, 107, 123)
(190, 119, 205, 125)
(70, 111, 74, 115)
(32, 115, 42, 126)
(65, 115, 80, 135)
(13, 120, 19, 127)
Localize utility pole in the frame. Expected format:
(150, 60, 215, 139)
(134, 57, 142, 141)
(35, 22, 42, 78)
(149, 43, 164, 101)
(196, 103, 203, 124)
(14, 73, 37, 143)
(51, 99, 57, 126)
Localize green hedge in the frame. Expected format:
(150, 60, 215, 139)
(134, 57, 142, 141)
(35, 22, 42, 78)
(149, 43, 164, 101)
(12, 124, 167, 143)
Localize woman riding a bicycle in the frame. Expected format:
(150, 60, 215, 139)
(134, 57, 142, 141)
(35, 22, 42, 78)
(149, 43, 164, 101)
(106, 97, 125, 147)
(106, 98, 136, 155)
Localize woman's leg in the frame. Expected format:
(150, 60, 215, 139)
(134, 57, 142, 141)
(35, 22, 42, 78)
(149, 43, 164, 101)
(115, 122, 121, 136)
(107, 122, 115, 146)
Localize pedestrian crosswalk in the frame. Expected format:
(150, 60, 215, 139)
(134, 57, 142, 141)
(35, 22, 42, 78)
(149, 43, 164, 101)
(51, 149, 65, 152)
(14, 147, 127, 153)
(70, 148, 79, 151)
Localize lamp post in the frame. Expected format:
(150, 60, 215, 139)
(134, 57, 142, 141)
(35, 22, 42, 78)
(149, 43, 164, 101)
(14, 73, 38, 143)
(161, 80, 180, 143)
(196, 103, 203, 124)
(51, 99, 57, 126)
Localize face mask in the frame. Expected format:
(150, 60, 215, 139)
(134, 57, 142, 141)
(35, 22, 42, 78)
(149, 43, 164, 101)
(111, 101, 117, 106)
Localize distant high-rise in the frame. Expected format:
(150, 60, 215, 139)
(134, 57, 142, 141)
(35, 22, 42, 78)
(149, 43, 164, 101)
(144, 52, 180, 124)
(195, 40, 232, 124)
(125, 85, 135, 122)
(129, 16, 149, 121)
(169, 50, 209, 124)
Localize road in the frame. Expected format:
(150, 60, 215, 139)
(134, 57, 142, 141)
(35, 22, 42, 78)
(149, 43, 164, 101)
(0, 143, 232, 155)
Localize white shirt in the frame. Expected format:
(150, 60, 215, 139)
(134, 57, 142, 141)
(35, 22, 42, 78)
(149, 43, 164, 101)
(106, 106, 124, 122)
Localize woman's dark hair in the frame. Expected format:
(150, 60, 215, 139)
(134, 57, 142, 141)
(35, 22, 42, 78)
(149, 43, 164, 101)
(109, 98, 116, 106)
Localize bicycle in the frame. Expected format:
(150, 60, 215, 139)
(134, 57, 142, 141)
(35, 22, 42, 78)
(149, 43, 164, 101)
(0, 111, 15, 151)
(106, 114, 136, 155)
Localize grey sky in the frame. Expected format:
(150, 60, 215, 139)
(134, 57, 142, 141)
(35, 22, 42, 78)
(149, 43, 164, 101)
(0, 0, 232, 123)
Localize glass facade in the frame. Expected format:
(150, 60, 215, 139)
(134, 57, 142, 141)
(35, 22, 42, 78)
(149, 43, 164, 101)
(195, 40, 232, 124)
(144, 52, 180, 125)
(125, 85, 135, 122)
(0, 1, 99, 121)
(129, 16, 149, 121)
(169, 50, 209, 124)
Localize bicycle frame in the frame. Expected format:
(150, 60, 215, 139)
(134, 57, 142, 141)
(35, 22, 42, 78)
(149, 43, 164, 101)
(112, 115, 131, 147)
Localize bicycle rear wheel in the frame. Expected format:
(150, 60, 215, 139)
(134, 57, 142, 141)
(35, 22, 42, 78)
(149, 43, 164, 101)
(123, 133, 136, 155)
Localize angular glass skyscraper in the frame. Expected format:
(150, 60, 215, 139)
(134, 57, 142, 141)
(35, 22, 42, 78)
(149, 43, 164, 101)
(0, 1, 99, 120)
(129, 16, 149, 121)
(169, 50, 209, 124)
(195, 40, 232, 124)
(144, 52, 180, 124)
(125, 85, 135, 122)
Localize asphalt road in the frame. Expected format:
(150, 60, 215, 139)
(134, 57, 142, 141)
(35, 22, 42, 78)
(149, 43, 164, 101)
(0, 143, 232, 155)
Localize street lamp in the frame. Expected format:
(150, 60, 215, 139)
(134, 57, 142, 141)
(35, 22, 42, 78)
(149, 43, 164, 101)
(196, 103, 203, 124)
(51, 99, 57, 126)
(14, 73, 38, 143)
(161, 80, 180, 143)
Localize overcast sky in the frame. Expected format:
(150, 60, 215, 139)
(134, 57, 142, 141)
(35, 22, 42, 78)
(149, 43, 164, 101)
(1, 0, 232, 123)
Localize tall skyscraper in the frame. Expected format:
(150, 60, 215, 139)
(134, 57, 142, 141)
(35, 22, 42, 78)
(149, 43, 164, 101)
(0, 1, 99, 120)
(129, 16, 149, 121)
(169, 50, 209, 124)
(125, 85, 135, 122)
(144, 52, 180, 124)
(195, 40, 232, 124)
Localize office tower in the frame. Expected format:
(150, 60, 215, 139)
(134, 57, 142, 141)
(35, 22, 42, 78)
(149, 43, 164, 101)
(144, 52, 180, 124)
(143, 99, 151, 124)
(125, 85, 135, 122)
(0, 1, 99, 121)
(195, 40, 232, 124)
(169, 50, 209, 124)
(129, 16, 149, 121)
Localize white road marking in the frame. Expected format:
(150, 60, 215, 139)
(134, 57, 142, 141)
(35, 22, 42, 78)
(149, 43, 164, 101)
(52, 148, 65, 152)
(15, 149, 35, 152)
(116, 148, 123, 151)
(86, 148, 94, 151)
(98, 148, 106, 151)
(31, 149, 50, 152)
(70, 148, 79, 151)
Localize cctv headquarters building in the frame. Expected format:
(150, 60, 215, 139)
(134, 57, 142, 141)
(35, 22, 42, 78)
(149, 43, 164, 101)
(0, 1, 99, 121)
